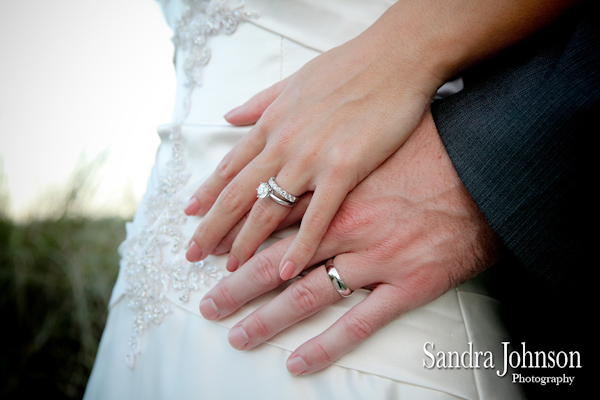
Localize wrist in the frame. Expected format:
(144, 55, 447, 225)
(363, 0, 580, 84)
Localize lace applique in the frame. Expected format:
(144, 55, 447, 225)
(120, 124, 225, 369)
(121, 0, 257, 369)
(171, 0, 258, 113)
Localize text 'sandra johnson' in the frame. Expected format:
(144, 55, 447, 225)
(423, 341, 581, 378)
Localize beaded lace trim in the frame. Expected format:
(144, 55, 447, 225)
(171, 0, 259, 114)
(120, 0, 257, 369)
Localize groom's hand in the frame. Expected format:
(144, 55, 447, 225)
(199, 110, 503, 375)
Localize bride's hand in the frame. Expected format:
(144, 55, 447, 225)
(184, 0, 570, 280)
(198, 111, 504, 374)
(184, 17, 444, 280)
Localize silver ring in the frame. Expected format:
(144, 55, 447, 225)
(326, 259, 353, 297)
(268, 177, 298, 204)
(256, 181, 294, 207)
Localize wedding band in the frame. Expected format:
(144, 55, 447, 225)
(326, 259, 353, 297)
(268, 177, 298, 204)
(256, 181, 294, 207)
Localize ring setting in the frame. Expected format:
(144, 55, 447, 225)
(256, 177, 298, 207)
(326, 259, 353, 297)
(256, 182, 272, 199)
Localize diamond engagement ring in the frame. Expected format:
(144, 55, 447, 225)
(256, 180, 295, 207)
(326, 259, 353, 297)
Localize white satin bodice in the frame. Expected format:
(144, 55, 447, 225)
(109, 0, 401, 367)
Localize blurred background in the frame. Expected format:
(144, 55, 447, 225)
(1, 0, 175, 398)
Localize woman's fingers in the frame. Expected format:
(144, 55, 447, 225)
(186, 154, 278, 262)
(225, 171, 308, 269)
(224, 77, 291, 126)
(279, 183, 349, 280)
(210, 214, 248, 258)
(224, 192, 312, 268)
(211, 193, 312, 259)
(226, 197, 293, 271)
(185, 129, 267, 216)
(275, 191, 312, 229)
(188, 76, 291, 214)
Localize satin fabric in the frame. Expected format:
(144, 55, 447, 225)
(85, 1, 525, 399)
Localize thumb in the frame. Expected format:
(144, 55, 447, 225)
(224, 76, 291, 126)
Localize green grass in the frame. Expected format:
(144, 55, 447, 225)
(0, 160, 130, 399)
(0, 214, 126, 399)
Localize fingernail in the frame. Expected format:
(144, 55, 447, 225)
(211, 243, 226, 255)
(280, 260, 295, 280)
(224, 106, 242, 120)
(287, 356, 308, 375)
(228, 325, 249, 350)
(186, 241, 203, 262)
(226, 254, 239, 271)
(184, 197, 199, 215)
(199, 298, 220, 320)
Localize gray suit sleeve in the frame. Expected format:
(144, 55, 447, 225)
(431, 1, 598, 297)
(430, 4, 597, 396)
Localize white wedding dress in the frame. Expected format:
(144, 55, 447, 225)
(84, 1, 526, 399)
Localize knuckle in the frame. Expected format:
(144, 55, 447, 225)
(312, 341, 335, 365)
(251, 253, 281, 287)
(215, 153, 236, 182)
(290, 237, 314, 262)
(247, 312, 271, 338)
(254, 113, 278, 140)
(231, 240, 254, 262)
(218, 184, 243, 211)
(343, 314, 376, 342)
(302, 211, 328, 234)
(289, 281, 320, 313)
(327, 148, 358, 175)
(214, 283, 238, 311)
(404, 267, 447, 298)
(328, 158, 353, 178)
(268, 128, 296, 149)
(193, 224, 207, 242)
(192, 191, 209, 208)
(330, 203, 377, 236)
(251, 199, 278, 226)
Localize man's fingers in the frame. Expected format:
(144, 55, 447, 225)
(276, 192, 311, 228)
(227, 263, 341, 351)
(199, 237, 292, 320)
(224, 253, 381, 356)
(282, 252, 405, 375)
(286, 283, 403, 375)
